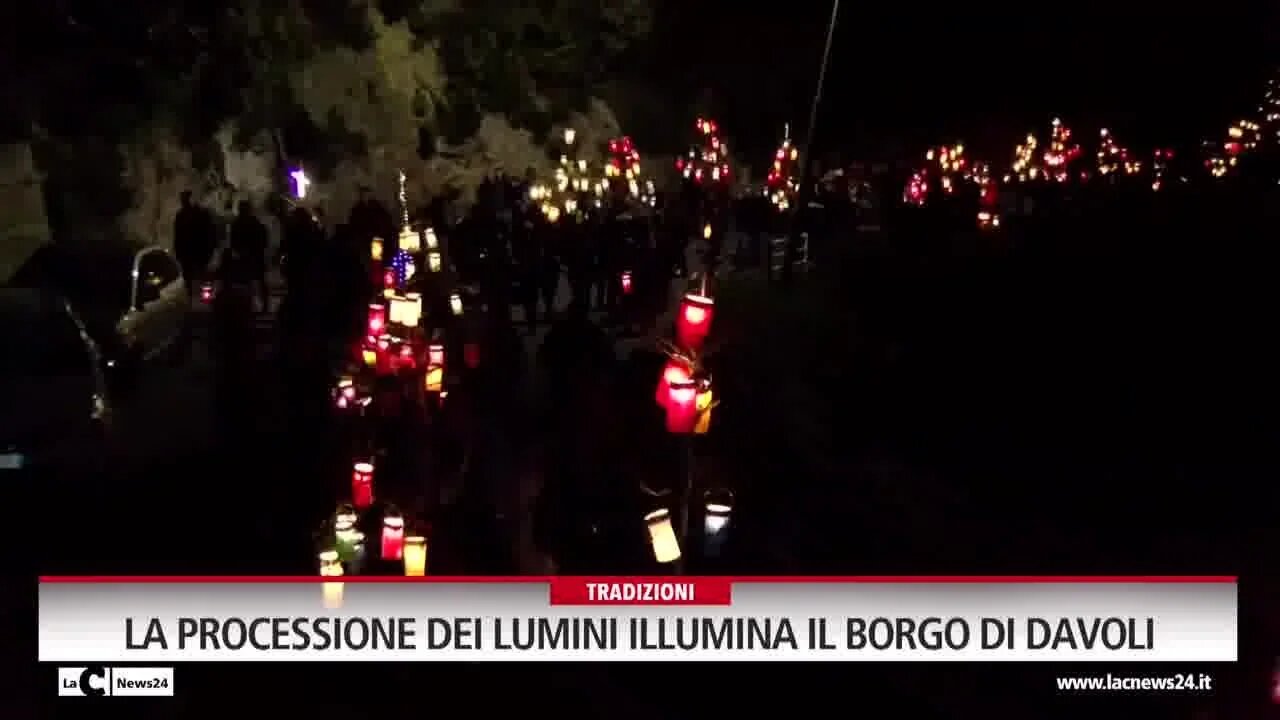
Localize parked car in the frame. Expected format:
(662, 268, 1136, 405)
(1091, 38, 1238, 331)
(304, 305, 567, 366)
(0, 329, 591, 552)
(0, 288, 110, 473)
(9, 243, 189, 380)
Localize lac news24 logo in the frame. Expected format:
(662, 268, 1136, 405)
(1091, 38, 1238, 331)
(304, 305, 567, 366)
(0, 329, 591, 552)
(58, 666, 174, 697)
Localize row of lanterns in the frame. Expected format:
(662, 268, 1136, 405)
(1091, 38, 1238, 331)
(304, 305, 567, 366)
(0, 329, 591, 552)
(361, 217, 478, 387)
(528, 129, 658, 223)
(643, 279, 733, 567)
(320, 186, 473, 602)
(644, 487, 734, 565)
(765, 126, 800, 212)
(910, 108, 1277, 219)
(676, 117, 733, 186)
(657, 290, 716, 434)
(323, 179, 734, 579)
(321, 395, 435, 603)
(319, 487, 431, 608)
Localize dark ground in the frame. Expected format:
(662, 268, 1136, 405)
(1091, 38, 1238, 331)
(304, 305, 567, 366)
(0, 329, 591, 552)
(27, 187, 1280, 717)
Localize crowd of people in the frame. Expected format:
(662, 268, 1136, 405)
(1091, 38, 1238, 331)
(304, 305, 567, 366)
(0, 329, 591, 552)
(162, 162, 873, 575)
(166, 172, 802, 570)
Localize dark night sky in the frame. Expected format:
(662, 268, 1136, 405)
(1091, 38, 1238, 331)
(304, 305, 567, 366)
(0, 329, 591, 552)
(637, 1, 1280, 163)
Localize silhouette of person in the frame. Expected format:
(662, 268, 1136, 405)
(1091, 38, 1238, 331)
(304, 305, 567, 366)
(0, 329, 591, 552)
(537, 214, 561, 324)
(281, 207, 323, 293)
(229, 200, 270, 312)
(211, 231, 258, 439)
(512, 204, 540, 332)
(348, 186, 396, 254)
(279, 206, 326, 337)
(174, 191, 215, 301)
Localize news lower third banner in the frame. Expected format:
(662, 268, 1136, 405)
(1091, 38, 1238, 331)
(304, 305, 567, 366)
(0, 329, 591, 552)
(38, 576, 1237, 662)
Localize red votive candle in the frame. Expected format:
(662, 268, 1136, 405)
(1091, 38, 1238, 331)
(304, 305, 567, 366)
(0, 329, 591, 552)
(352, 461, 375, 509)
(381, 513, 404, 561)
(665, 379, 699, 434)
(656, 360, 691, 407)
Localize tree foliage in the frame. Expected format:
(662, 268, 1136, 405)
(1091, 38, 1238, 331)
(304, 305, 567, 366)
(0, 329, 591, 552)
(4, 0, 654, 239)
(290, 7, 447, 174)
(424, 0, 652, 141)
(9, 0, 651, 146)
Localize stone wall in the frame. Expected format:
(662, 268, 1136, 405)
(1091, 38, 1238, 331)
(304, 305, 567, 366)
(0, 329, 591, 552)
(0, 143, 50, 281)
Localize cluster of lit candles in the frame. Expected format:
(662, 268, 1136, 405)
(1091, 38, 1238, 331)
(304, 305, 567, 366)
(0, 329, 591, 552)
(318, 483, 431, 608)
(356, 218, 479, 389)
(528, 129, 658, 223)
(904, 144, 1004, 230)
(676, 117, 732, 186)
(320, 395, 436, 606)
(903, 116, 1214, 226)
(643, 283, 734, 566)
(322, 177, 736, 585)
(643, 488, 734, 565)
(907, 99, 1280, 218)
(765, 124, 799, 212)
(319, 180, 491, 604)
(322, 368, 437, 607)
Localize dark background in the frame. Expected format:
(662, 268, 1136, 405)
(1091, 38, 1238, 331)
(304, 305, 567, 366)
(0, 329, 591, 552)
(630, 1, 1280, 159)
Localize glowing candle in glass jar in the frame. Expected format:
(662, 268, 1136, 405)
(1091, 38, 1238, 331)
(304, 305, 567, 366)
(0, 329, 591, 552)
(655, 360, 691, 407)
(348, 531, 366, 575)
(319, 550, 344, 609)
(367, 303, 387, 336)
(665, 379, 699, 434)
(362, 346, 377, 368)
(425, 227, 439, 250)
(334, 505, 359, 562)
(705, 498, 732, 535)
(387, 294, 407, 325)
(403, 535, 427, 576)
(449, 292, 464, 316)
(334, 377, 356, 409)
(424, 365, 444, 393)
(200, 281, 214, 304)
(644, 509, 681, 564)
(694, 378, 714, 435)
(703, 489, 733, 557)
(319, 549, 342, 575)
(381, 510, 405, 561)
(427, 251, 442, 273)
(334, 505, 358, 530)
(676, 293, 714, 351)
(399, 226, 420, 253)
(352, 461, 375, 509)
(425, 342, 445, 391)
(370, 237, 384, 262)
(403, 293, 422, 327)
(620, 270, 633, 295)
